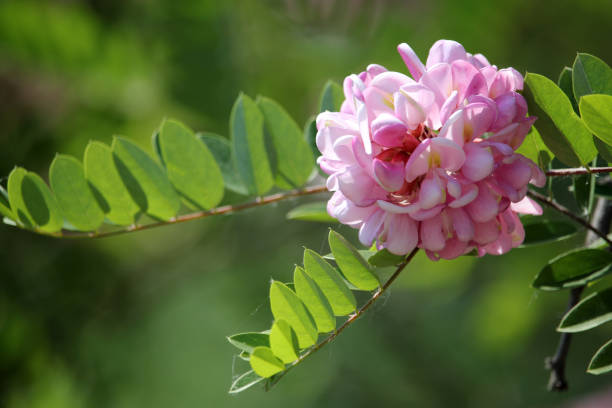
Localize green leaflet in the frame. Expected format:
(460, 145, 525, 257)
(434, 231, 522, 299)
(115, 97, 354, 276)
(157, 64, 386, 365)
(515, 126, 554, 170)
(157, 119, 224, 210)
(558, 67, 578, 113)
(257, 97, 313, 190)
(319, 80, 344, 112)
(227, 332, 270, 354)
(559, 287, 612, 333)
(84, 141, 139, 226)
(249, 346, 285, 378)
(524, 73, 596, 166)
(304, 116, 319, 163)
(0, 185, 13, 220)
(367, 249, 406, 267)
(21, 172, 63, 233)
(580, 94, 612, 147)
(572, 53, 612, 101)
(293, 266, 335, 333)
(573, 171, 595, 215)
(230, 93, 274, 196)
(269, 281, 318, 349)
(269, 319, 299, 364)
(303, 249, 357, 315)
(286, 201, 337, 223)
(520, 219, 577, 246)
(589, 339, 612, 375)
(532, 248, 612, 290)
(112, 137, 180, 221)
(197, 132, 248, 195)
(328, 230, 380, 291)
(49, 155, 105, 231)
(8, 167, 35, 227)
(228, 370, 264, 394)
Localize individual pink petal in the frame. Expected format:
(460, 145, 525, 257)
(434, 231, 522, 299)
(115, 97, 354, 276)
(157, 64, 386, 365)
(451, 60, 487, 101)
(366, 64, 388, 78)
(489, 68, 524, 98)
(426, 40, 467, 68)
(510, 196, 543, 215)
(437, 238, 469, 260)
(420, 63, 453, 108)
(394, 92, 426, 130)
(405, 138, 465, 181)
(463, 102, 496, 140)
(473, 219, 501, 245)
(397, 43, 426, 81)
(449, 183, 479, 208)
(439, 110, 465, 146)
(439, 90, 459, 125)
(376, 200, 420, 214)
(466, 184, 499, 222)
(371, 113, 408, 147)
(384, 214, 418, 255)
(337, 165, 379, 206)
(448, 207, 474, 242)
(469, 53, 490, 68)
(359, 209, 386, 246)
(328, 191, 377, 226)
(420, 215, 446, 252)
(409, 205, 445, 221)
(419, 173, 446, 209)
(461, 143, 494, 182)
(373, 158, 406, 192)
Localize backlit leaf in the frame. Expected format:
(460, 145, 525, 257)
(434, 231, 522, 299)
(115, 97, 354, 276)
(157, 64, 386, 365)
(269, 281, 318, 348)
(286, 202, 337, 223)
(580, 94, 612, 147)
(197, 132, 248, 195)
(249, 346, 284, 378)
(521, 219, 578, 246)
(269, 319, 299, 363)
(328, 230, 380, 291)
(227, 332, 270, 354)
(22, 172, 63, 233)
(293, 266, 335, 333)
(572, 53, 612, 101)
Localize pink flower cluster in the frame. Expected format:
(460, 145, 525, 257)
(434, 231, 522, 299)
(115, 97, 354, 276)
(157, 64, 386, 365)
(317, 40, 546, 260)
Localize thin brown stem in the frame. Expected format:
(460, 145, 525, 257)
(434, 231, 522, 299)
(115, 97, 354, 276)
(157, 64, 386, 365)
(546, 167, 612, 177)
(32, 185, 329, 239)
(527, 190, 612, 246)
(266, 248, 420, 390)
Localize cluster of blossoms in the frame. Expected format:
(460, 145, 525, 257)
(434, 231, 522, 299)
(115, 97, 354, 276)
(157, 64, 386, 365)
(317, 40, 546, 260)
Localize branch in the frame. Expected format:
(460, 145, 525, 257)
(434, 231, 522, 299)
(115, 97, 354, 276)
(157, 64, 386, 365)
(545, 198, 612, 391)
(527, 190, 612, 246)
(546, 167, 612, 177)
(31, 185, 329, 239)
(266, 247, 420, 390)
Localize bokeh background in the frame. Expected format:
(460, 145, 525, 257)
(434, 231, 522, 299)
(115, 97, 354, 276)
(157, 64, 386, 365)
(1, 0, 612, 407)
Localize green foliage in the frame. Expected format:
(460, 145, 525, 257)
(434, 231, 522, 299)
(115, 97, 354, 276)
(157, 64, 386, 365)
(532, 249, 612, 290)
(328, 230, 380, 291)
(286, 201, 337, 223)
(515, 126, 553, 170)
(580, 94, 612, 147)
(249, 346, 285, 378)
(269, 281, 318, 349)
(520, 219, 578, 246)
(319, 80, 344, 113)
(49, 155, 105, 231)
(269, 320, 299, 364)
(227, 332, 270, 354)
(197, 132, 248, 195)
(228, 370, 264, 394)
(524, 73, 596, 166)
(293, 266, 335, 333)
(559, 288, 612, 333)
(588, 339, 612, 375)
(572, 53, 612, 100)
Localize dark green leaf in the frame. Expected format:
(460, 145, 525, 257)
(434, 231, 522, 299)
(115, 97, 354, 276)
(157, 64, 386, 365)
(269, 281, 317, 348)
(558, 67, 578, 113)
(49, 155, 105, 231)
(588, 338, 612, 375)
(286, 202, 337, 223)
(367, 249, 406, 267)
(580, 94, 612, 147)
(0, 184, 13, 220)
(249, 346, 284, 378)
(304, 116, 319, 163)
(230, 93, 274, 196)
(559, 287, 612, 332)
(84, 141, 139, 226)
(228, 370, 264, 394)
(319, 80, 344, 112)
(197, 132, 248, 195)
(574, 171, 595, 215)
(328, 230, 379, 291)
(269, 319, 299, 363)
(293, 266, 335, 333)
(521, 220, 578, 246)
(227, 332, 270, 354)
(524, 73, 596, 166)
(303, 249, 356, 315)
(257, 97, 313, 190)
(112, 137, 180, 221)
(572, 53, 612, 101)
(532, 248, 612, 290)
(157, 119, 224, 210)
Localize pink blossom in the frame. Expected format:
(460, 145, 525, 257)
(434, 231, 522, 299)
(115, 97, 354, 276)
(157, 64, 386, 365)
(317, 40, 545, 259)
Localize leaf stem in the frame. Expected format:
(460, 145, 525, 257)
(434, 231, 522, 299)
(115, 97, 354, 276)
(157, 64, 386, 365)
(527, 190, 612, 246)
(546, 166, 612, 177)
(266, 247, 420, 390)
(32, 185, 329, 239)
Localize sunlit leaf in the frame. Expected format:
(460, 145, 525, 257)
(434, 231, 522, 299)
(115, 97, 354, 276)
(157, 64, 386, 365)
(230, 93, 274, 196)
(524, 73, 596, 166)
(197, 132, 248, 195)
(580, 94, 612, 147)
(228, 370, 264, 394)
(367, 249, 406, 267)
(49, 155, 105, 231)
(84, 141, 139, 226)
(157, 119, 224, 210)
(328, 230, 379, 291)
(112, 137, 180, 221)
(532, 248, 612, 290)
(572, 53, 612, 101)
(303, 249, 356, 315)
(588, 338, 612, 375)
(227, 332, 270, 354)
(558, 67, 578, 113)
(269, 319, 299, 364)
(293, 266, 335, 333)
(515, 126, 554, 170)
(21, 172, 63, 233)
(257, 97, 313, 189)
(286, 202, 337, 223)
(559, 287, 612, 332)
(249, 346, 285, 378)
(269, 281, 318, 348)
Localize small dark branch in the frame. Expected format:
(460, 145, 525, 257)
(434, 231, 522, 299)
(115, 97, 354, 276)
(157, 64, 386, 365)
(546, 167, 612, 177)
(266, 248, 420, 390)
(527, 190, 612, 246)
(545, 198, 612, 391)
(31, 185, 329, 239)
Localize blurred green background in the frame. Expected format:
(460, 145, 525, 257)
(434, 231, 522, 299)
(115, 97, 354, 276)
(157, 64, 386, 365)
(2, 0, 612, 407)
